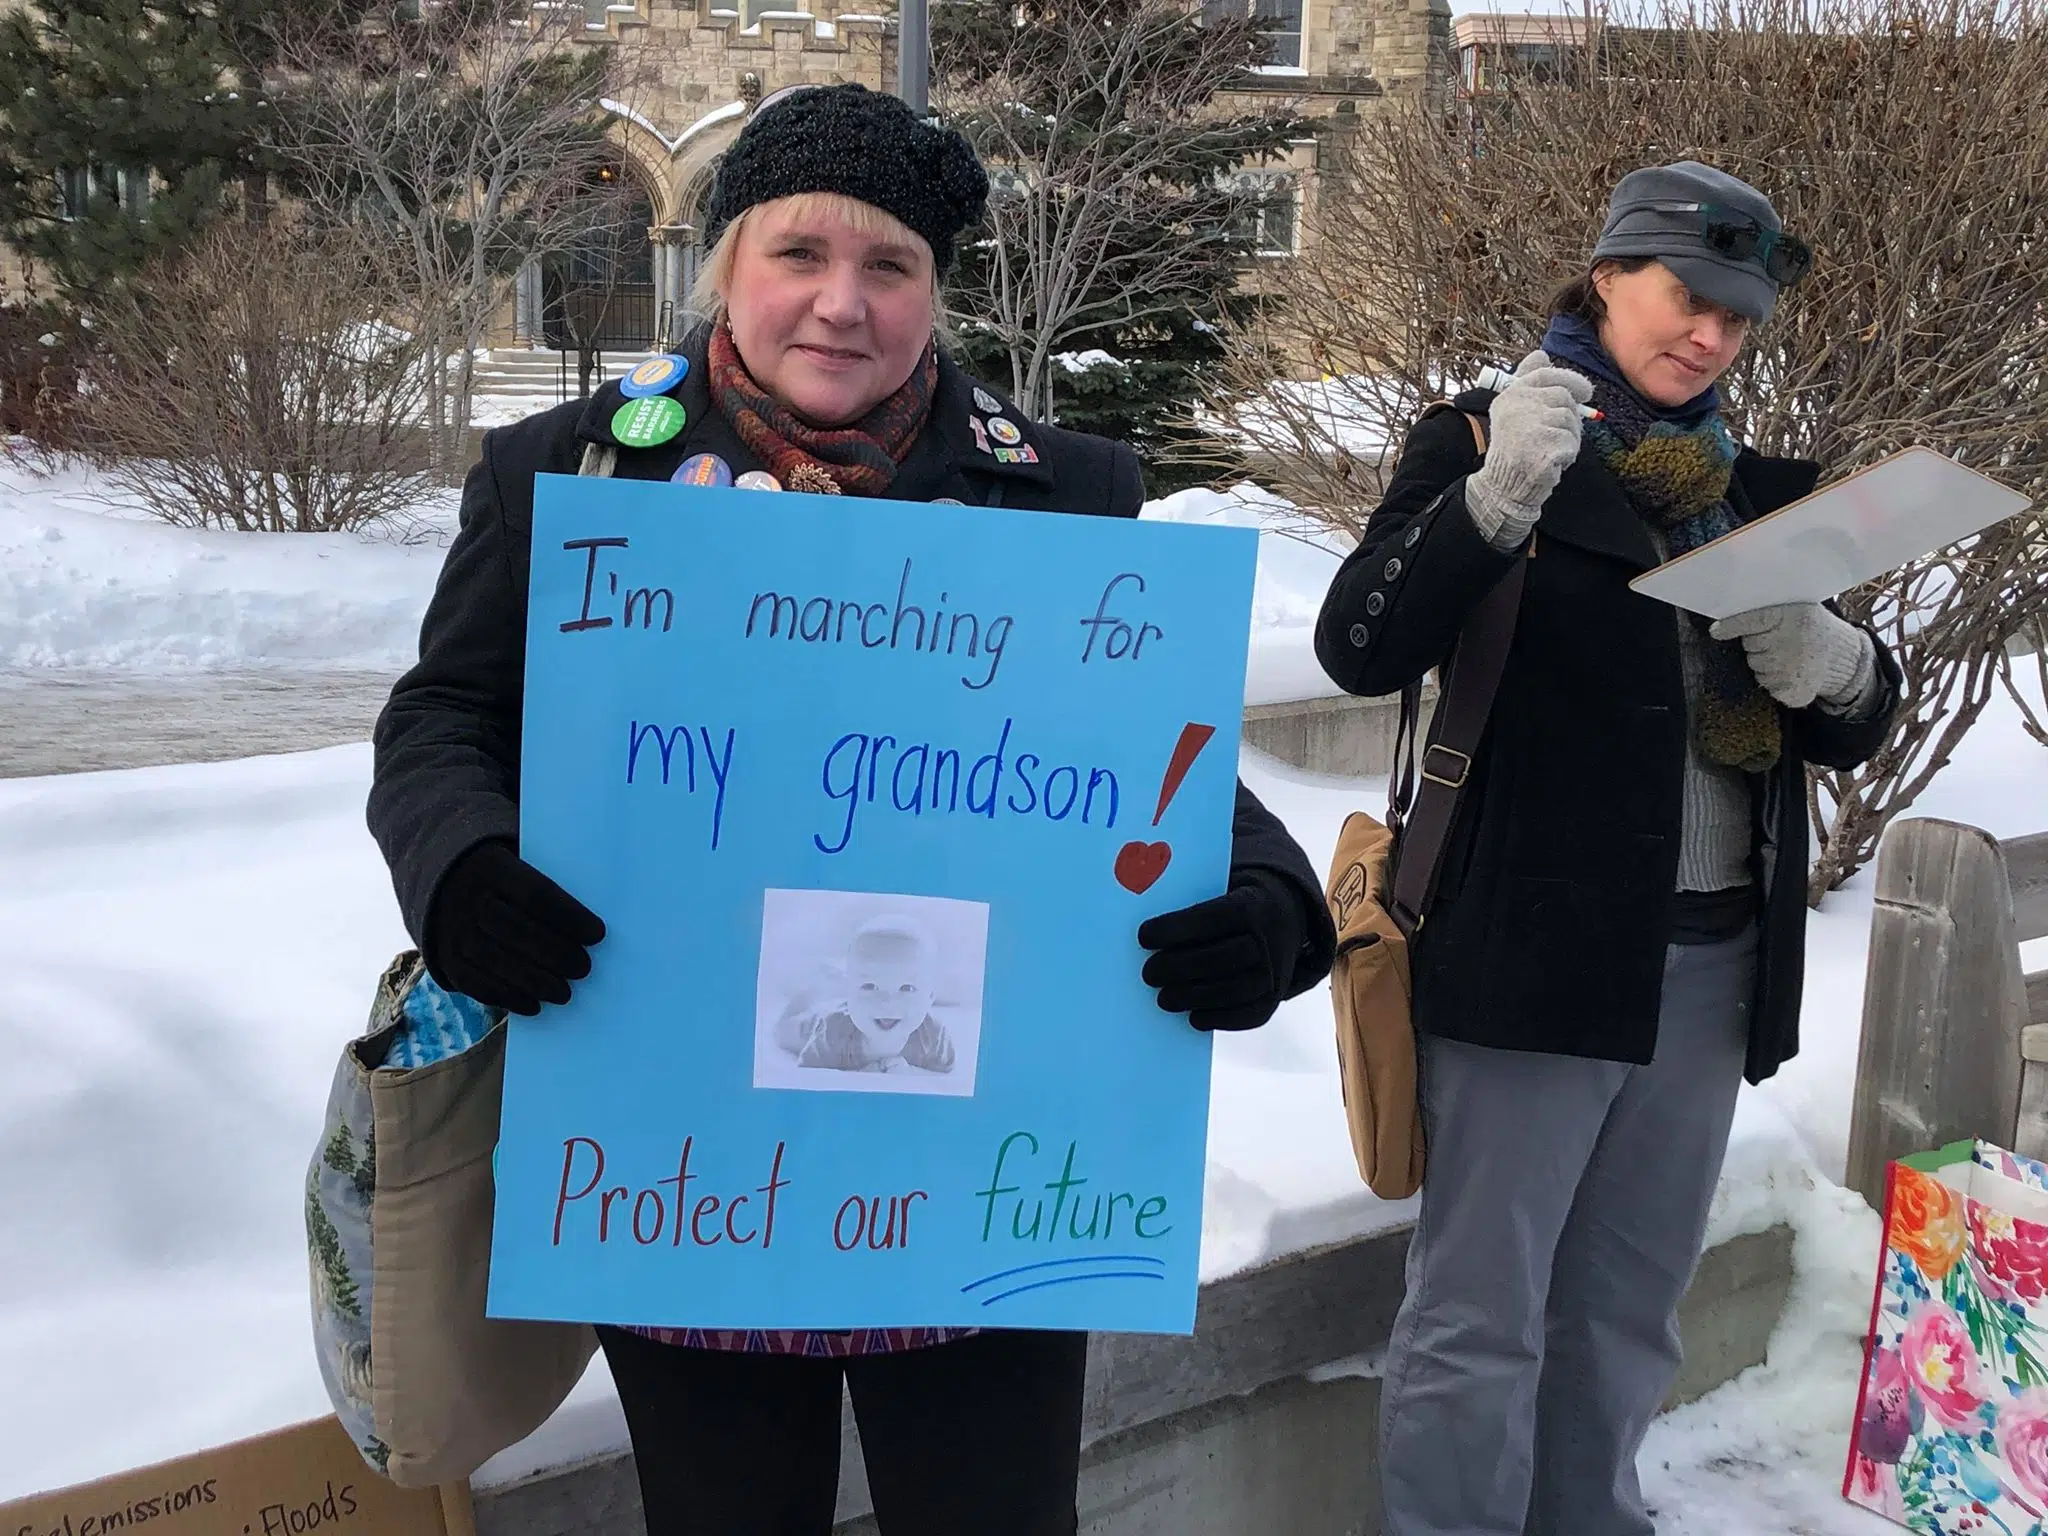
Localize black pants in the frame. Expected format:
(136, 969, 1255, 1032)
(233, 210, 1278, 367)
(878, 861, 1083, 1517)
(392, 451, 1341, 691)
(597, 1326, 1089, 1536)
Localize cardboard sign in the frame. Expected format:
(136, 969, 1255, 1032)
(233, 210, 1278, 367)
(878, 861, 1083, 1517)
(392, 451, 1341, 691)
(0, 1417, 466, 1536)
(489, 476, 1258, 1335)
(1629, 446, 2032, 620)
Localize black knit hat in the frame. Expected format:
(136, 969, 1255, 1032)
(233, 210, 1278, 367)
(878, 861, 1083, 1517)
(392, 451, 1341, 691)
(702, 83, 990, 278)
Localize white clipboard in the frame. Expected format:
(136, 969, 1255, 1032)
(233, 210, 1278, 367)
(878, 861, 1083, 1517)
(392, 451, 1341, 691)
(1628, 447, 2033, 620)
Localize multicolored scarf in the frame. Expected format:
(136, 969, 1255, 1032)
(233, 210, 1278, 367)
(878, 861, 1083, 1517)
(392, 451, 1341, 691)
(1540, 316, 1781, 772)
(707, 322, 937, 496)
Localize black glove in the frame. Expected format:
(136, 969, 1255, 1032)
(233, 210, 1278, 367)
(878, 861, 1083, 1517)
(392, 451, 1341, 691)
(1137, 869, 1307, 1033)
(422, 840, 606, 1016)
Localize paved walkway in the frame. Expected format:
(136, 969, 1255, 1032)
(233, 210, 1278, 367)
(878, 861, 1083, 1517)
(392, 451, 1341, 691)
(0, 669, 397, 778)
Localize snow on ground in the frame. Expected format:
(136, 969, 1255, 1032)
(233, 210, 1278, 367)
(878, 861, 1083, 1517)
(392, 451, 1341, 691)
(0, 457, 455, 670)
(1639, 1164, 1898, 1535)
(3, 697, 2039, 1508)
(1203, 372, 1398, 461)
(1142, 483, 1350, 706)
(0, 741, 1377, 1499)
(5, 452, 2046, 1527)
(2, 459, 1351, 705)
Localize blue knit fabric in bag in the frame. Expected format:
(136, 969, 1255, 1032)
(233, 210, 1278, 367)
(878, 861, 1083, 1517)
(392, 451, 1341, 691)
(383, 972, 498, 1068)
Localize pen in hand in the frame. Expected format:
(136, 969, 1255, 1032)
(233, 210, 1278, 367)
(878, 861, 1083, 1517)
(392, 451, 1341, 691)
(1475, 363, 1604, 421)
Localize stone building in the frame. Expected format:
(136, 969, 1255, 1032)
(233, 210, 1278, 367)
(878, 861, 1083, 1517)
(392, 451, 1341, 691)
(0, 0, 1454, 349)
(515, 0, 1454, 351)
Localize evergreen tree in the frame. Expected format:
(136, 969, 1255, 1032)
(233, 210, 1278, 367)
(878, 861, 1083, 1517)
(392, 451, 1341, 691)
(937, 0, 1308, 493)
(0, 0, 277, 303)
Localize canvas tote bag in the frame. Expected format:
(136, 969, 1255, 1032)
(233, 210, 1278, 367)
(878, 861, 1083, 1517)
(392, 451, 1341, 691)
(308, 443, 618, 1486)
(1325, 407, 1525, 1200)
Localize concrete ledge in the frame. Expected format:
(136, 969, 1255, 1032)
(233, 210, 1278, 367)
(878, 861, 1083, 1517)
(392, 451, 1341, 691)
(472, 1223, 1793, 1536)
(1243, 688, 1436, 780)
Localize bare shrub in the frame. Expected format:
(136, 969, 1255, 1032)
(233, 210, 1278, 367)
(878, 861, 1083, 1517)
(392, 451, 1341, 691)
(263, 1, 627, 474)
(1212, 0, 2048, 899)
(0, 298, 89, 460)
(77, 220, 434, 533)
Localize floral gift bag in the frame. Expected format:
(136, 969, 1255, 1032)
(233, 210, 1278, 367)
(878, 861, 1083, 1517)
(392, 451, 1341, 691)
(1847, 1139, 2048, 1529)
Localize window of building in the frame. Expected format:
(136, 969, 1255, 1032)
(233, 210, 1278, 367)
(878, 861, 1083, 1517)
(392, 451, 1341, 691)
(56, 165, 149, 222)
(1460, 38, 1572, 93)
(1226, 170, 1300, 257)
(1201, 0, 1305, 71)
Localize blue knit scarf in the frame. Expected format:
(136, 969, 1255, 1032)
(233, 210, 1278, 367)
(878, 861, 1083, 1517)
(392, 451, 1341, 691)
(1538, 316, 1781, 771)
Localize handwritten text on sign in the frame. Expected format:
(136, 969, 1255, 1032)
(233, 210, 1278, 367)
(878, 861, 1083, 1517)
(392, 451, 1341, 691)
(490, 477, 1257, 1334)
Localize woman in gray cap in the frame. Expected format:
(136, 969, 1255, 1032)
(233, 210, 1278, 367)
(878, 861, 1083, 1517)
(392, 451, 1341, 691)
(366, 83, 1333, 1536)
(1315, 162, 1900, 1534)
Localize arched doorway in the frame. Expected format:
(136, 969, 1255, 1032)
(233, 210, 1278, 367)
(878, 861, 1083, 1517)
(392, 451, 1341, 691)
(672, 157, 723, 322)
(541, 164, 657, 354)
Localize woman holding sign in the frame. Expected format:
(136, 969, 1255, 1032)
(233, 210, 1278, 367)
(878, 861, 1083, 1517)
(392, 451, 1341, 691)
(368, 84, 1333, 1535)
(1315, 162, 1901, 1536)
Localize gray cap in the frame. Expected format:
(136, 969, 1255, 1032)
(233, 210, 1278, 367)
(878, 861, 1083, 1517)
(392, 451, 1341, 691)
(1591, 160, 1792, 324)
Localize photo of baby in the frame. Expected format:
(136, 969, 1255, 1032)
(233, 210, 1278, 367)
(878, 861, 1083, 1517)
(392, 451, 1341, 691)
(753, 889, 989, 1097)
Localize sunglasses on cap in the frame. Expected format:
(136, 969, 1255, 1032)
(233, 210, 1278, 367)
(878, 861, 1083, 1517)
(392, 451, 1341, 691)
(1620, 199, 1814, 287)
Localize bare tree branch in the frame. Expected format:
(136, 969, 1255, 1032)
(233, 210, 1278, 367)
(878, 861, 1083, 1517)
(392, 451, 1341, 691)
(264, 1, 628, 473)
(76, 217, 434, 533)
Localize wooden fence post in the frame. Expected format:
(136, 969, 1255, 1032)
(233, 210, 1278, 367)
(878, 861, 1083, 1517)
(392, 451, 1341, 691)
(1844, 819, 2035, 1210)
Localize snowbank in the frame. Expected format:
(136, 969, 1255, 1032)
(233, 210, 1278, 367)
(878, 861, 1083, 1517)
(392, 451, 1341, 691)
(0, 458, 455, 670)
(1206, 374, 1396, 460)
(3, 691, 2036, 1502)
(2, 462, 1351, 704)
(0, 742, 1384, 1499)
(1141, 483, 1349, 706)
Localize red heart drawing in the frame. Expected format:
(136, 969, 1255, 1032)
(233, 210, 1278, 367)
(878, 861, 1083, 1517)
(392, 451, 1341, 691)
(1115, 841, 1172, 894)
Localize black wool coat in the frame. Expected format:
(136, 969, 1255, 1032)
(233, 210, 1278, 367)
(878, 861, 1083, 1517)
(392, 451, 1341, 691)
(368, 329, 1336, 1000)
(1314, 391, 1901, 1083)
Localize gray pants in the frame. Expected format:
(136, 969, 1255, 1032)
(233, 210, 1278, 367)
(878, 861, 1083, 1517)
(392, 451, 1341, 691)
(1377, 929, 1757, 1536)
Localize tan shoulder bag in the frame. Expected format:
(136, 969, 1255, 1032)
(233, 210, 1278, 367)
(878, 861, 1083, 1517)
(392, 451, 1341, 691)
(1326, 406, 1527, 1199)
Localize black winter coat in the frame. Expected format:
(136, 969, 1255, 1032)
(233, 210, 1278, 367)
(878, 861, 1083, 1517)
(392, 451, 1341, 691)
(369, 330, 1336, 1000)
(1314, 391, 1900, 1083)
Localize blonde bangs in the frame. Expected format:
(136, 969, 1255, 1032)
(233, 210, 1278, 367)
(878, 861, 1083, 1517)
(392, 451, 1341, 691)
(687, 192, 949, 336)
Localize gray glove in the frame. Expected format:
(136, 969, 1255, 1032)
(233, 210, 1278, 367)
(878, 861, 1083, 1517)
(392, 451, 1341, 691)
(1464, 350, 1595, 552)
(1710, 602, 1876, 710)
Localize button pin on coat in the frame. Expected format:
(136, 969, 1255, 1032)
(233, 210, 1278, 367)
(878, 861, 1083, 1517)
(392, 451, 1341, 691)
(672, 452, 734, 488)
(619, 354, 690, 399)
(612, 396, 686, 448)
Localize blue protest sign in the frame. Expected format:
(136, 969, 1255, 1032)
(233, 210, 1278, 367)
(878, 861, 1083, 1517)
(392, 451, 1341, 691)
(490, 475, 1257, 1334)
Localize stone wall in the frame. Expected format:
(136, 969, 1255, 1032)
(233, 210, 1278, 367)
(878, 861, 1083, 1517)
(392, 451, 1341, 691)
(489, 0, 1455, 348)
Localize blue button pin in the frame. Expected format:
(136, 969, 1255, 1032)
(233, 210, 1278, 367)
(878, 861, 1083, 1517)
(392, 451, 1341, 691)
(673, 452, 734, 488)
(619, 354, 690, 399)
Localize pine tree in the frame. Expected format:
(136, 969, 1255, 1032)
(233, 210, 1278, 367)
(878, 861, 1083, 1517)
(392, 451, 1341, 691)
(0, 0, 277, 303)
(937, 0, 1308, 493)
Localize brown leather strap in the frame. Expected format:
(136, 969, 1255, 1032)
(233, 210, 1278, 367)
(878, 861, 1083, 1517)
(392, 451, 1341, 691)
(1387, 407, 1524, 937)
(1389, 556, 1525, 935)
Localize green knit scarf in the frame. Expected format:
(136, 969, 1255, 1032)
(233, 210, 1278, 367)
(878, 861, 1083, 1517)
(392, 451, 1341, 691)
(1586, 381, 1782, 772)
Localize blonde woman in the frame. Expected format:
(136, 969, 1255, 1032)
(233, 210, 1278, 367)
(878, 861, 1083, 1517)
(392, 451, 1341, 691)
(368, 84, 1333, 1536)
